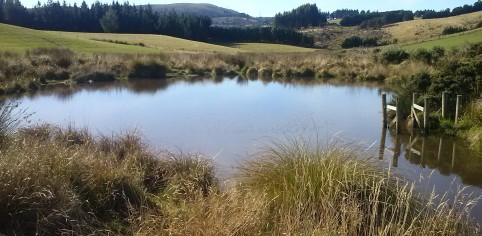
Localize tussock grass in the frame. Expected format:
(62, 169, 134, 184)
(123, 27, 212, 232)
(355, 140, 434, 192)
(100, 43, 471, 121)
(232, 140, 479, 235)
(0, 124, 216, 235)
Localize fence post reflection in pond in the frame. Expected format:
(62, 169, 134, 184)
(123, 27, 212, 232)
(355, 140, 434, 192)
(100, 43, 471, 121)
(392, 133, 401, 167)
(438, 137, 443, 163)
(452, 142, 457, 170)
(379, 126, 387, 160)
(407, 135, 426, 168)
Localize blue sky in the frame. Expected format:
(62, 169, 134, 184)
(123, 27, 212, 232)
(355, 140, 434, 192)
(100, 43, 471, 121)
(21, 0, 477, 17)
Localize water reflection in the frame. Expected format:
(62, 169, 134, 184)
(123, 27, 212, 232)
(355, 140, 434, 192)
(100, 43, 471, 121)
(380, 128, 482, 188)
(5, 77, 387, 103)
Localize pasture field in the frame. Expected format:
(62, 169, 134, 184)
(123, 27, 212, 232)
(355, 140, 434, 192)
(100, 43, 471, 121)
(0, 23, 316, 54)
(0, 24, 159, 54)
(402, 28, 482, 50)
(225, 42, 317, 53)
(384, 11, 482, 44)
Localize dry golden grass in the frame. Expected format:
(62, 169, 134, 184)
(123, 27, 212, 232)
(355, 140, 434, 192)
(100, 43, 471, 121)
(384, 11, 482, 44)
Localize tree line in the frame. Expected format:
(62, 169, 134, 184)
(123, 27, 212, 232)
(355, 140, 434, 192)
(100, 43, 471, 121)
(0, 0, 313, 47)
(340, 10, 414, 28)
(274, 4, 327, 29)
(415, 0, 482, 19)
(210, 27, 314, 47)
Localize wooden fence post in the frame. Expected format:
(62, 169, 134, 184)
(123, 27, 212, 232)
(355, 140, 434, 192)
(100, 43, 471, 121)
(455, 95, 462, 124)
(424, 98, 429, 134)
(442, 92, 447, 119)
(382, 94, 387, 128)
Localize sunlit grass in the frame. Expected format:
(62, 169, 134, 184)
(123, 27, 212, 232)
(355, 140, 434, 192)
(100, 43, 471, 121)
(384, 11, 482, 44)
(402, 29, 482, 50)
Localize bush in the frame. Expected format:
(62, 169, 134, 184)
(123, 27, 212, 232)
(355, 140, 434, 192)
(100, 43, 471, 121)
(128, 61, 167, 79)
(342, 36, 363, 48)
(27, 48, 75, 69)
(258, 68, 273, 78)
(73, 71, 116, 83)
(380, 49, 410, 64)
(442, 26, 467, 35)
(246, 67, 258, 78)
(412, 48, 433, 64)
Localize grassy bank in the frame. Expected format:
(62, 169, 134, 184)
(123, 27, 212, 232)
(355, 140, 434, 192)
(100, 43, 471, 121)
(0, 119, 479, 235)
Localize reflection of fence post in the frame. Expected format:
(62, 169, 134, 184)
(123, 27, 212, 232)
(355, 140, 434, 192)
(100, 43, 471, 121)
(442, 92, 447, 119)
(424, 98, 429, 134)
(395, 98, 401, 133)
(437, 137, 443, 163)
(393, 134, 401, 167)
(455, 95, 462, 125)
(379, 127, 387, 160)
(421, 136, 426, 168)
(452, 143, 456, 170)
(382, 94, 387, 128)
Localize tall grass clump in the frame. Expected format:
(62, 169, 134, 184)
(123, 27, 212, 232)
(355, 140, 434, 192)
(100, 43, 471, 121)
(0, 124, 217, 235)
(456, 100, 482, 151)
(128, 60, 167, 79)
(236, 140, 480, 235)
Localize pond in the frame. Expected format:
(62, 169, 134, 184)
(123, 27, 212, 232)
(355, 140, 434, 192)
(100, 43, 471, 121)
(12, 77, 482, 219)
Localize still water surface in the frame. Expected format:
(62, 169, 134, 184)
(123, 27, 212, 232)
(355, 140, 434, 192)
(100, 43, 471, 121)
(12, 77, 482, 219)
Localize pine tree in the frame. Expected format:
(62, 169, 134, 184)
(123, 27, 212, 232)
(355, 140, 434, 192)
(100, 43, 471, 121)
(100, 7, 119, 33)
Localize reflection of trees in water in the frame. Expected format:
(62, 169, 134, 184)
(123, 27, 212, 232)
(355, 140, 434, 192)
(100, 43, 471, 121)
(383, 130, 482, 188)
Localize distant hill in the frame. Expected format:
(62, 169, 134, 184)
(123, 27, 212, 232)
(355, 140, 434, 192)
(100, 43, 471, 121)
(148, 3, 272, 28)
(149, 3, 246, 18)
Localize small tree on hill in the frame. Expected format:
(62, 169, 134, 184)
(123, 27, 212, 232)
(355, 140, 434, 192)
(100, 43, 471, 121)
(100, 7, 119, 33)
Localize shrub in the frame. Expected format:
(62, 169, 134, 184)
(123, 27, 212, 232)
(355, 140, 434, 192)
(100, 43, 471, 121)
(258, 68, 273, 78)
(211, 67, 224, 77)
(246, 67, 258, 78)
(27, 48, 75, 69)
(73, 71, 116, 83)
(442, 26, 467, 35)
(128, 61, 167, 79)
(412, 48, 433, 64)
(342, 36, 380, 48)
(380, 49, 410, 64)
(342, 36, 363, 48)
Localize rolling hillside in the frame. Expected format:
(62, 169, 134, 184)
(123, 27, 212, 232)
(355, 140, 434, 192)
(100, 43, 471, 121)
(148, 3, 272, 28)
(402, 28, 482, 50)
(0, 23, 314, 54)
(383, 11, 482, 44)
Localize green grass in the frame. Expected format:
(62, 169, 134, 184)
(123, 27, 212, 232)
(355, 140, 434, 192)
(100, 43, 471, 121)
(402, 29, 482, 50)
(384, 11, 482, 45)
(225, 42, 316, 53)
(0, 23, 316, 54)
(61, 31, 240, 53)
(328, 19, 342, 25)
(0, 24, 160, 54)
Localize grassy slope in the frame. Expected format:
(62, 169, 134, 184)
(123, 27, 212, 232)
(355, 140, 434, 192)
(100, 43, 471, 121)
(226, 42, 316, 53)
(0, 24, 160, 54)
(402, 28, 482, 50)
(0, 23, 315, 54)
(61, 31, 241, 53)
(384, 11, 482, 44)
